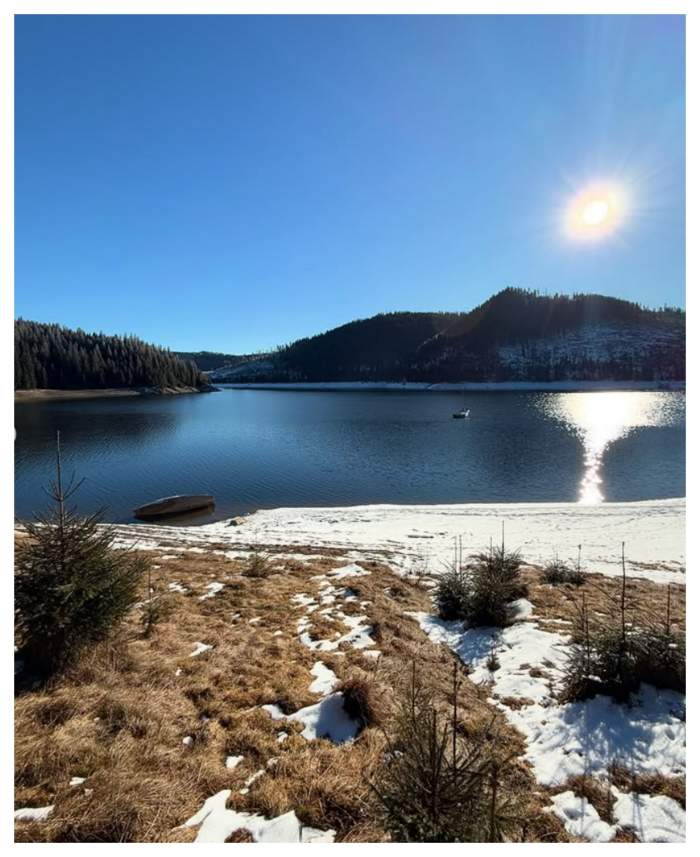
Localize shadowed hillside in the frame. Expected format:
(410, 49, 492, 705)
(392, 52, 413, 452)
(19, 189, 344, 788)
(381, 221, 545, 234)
(212, 289, 685, 383)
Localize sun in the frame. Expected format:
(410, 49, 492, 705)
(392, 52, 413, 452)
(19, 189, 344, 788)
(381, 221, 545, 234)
(581, 198, 610, 226)
(564, 183, 627, 240)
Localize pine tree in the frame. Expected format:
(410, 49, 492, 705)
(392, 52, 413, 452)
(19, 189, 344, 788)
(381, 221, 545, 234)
(15, 432, 147, 678)
(14, 319, 207, 390)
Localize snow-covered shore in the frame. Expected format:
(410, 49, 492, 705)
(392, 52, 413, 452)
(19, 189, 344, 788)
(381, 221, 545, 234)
(218, 380, 685, 393)
(111, 498, 685, 584)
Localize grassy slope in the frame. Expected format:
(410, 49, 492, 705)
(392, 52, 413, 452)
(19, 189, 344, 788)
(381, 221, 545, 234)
(15, 543, 684, 843)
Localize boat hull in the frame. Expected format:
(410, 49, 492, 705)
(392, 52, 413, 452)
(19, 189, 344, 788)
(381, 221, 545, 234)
(133, 494, 215, 519)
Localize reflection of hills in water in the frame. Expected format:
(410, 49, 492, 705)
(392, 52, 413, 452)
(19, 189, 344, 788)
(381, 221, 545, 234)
(537, 392, 685, 504)
(15, 399, 184, 522)
(15, 399, 180, 458)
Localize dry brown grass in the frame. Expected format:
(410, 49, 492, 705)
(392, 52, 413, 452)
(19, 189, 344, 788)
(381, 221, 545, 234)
(15, 544, 545, 842)
(524, 567, 685, 634)
(500, 696, 535, 711)
(15, 542, 684, 843)
(609, 763, 686, 809)
(554, 775, 615, 824)
(337, 674, 384, 730)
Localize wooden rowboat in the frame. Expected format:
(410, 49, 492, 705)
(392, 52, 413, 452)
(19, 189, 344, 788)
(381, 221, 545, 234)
(133, 494, 214, 519)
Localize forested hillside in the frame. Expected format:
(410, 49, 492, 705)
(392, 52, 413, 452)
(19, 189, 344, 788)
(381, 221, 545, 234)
(275, 311, 461, 381)
(175, 351, 269, 372)
(214, 289, 685, 383)
(175, 351, 242, 371)
(15, 320, 207, 390)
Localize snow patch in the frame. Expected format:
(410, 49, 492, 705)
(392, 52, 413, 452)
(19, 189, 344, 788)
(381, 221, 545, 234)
(200, 581, 224, 600)
(263, 692, 360, 744)
(298, 610, 375, 652)
(613, 790, 685, 843)
(550, 791, 615, 842)
(510, 598, 534, 620)
(308, 661, 338, 694)
(327, 563, 371, 580)
(509, 685, 685, 787)
(261, 703, 286, 721)
(14, 805, 54, 822)
(291, 593, 317, 610)
(179, 790, 335, 843)
(411, 612, 568, 702)
(190, 641, 213, 657)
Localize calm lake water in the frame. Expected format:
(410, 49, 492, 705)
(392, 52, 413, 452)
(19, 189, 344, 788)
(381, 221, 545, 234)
(14, 389, 685, 523)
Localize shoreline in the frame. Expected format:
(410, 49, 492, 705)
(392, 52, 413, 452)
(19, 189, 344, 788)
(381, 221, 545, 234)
(14, 386, 209, 403)
(217, 379, 685, 393)
(107, 497, 686, 585)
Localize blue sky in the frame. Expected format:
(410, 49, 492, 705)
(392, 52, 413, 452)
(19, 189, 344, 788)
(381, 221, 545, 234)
(15, 14, 685, 353)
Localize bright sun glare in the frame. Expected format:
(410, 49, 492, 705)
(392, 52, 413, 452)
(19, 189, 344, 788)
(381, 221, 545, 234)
(564, 183, 627, 241)
(581, 199, 610, 225)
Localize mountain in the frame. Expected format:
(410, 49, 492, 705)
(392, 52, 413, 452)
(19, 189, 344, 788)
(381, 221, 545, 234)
(175, 351, 270, 373)
(211, 289, 685, 383)
(15, 320, 209, 391)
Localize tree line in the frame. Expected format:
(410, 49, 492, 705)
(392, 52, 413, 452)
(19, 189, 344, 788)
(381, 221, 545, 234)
(15, 319, 206, 390)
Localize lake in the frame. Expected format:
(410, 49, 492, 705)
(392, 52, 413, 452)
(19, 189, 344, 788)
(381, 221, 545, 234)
(14, 388, 685, 523)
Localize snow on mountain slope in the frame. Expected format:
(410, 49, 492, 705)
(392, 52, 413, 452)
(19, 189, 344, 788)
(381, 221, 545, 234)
(498, 323, 681, 377)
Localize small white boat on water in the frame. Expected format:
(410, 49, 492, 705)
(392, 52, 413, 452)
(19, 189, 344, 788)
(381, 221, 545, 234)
(452, 385, 471, 419)
(134, 494, 215, 519)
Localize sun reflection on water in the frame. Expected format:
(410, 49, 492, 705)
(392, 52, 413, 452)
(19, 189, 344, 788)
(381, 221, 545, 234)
(538, 392, 679, 504)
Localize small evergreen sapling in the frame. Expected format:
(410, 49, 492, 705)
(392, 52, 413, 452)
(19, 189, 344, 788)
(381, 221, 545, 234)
(15, 432, 146, 677)
(370, 662, 522, 842)
(561, 543, 685, 702)
(139, 564, 172, 637)
(434, 564, 472, 621)
(433, 527, 525, 628)
(467, 540, 524, 628)
(542, 547, 585, 586)
(242, 552, 273, 578)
